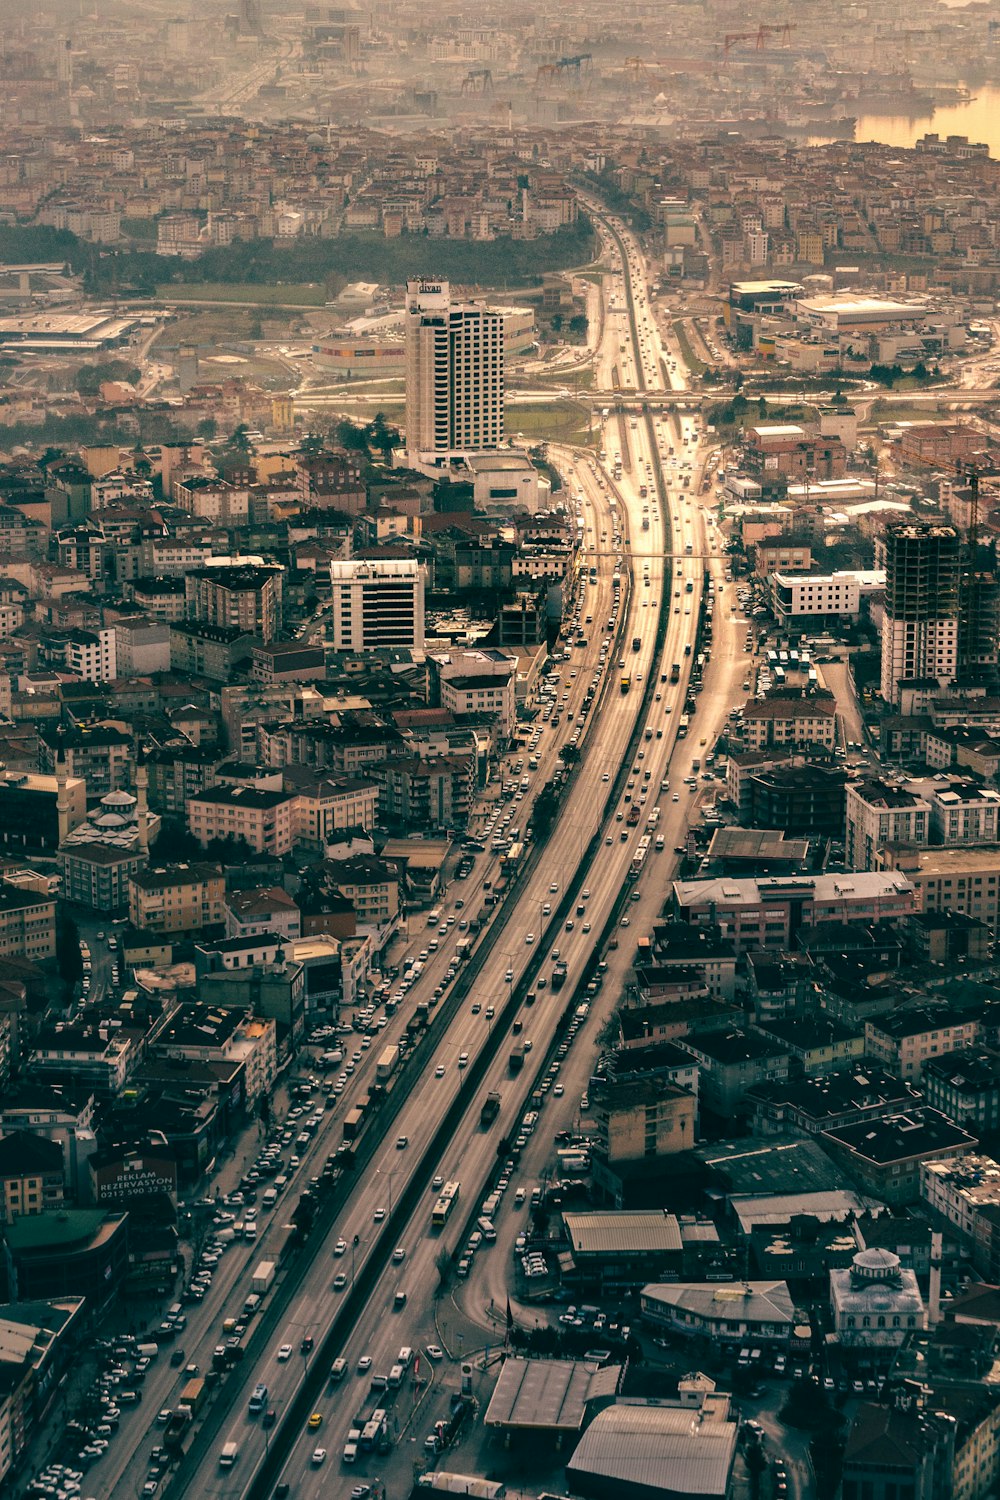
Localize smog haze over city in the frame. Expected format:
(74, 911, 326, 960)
(6, 6, 1000, 1500)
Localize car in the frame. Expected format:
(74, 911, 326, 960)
(432, 1174, 444, 1189)
(156, 1409, 171, 1425)
(333, 1240, 347, 1258)
(549, 882, 558, 893)
(458, 1052, 469, 1068)
(307, 1412, 323, 1430)
(311, 1447, 327, 1466)
(351, 1487, 372, 1500)
(525, 932, 535, 945)
(396, 1135, 409, 1149)
(334, 1273, 348, 1291)
(393, 1246, 406, 1263)
(471, 1002, 481, 1014)
(435, 1064, 446, 1078)
(301, 1336, 314, 1354)
(357, 1355, 372, 1373)
(425, 1344, 444, 1362)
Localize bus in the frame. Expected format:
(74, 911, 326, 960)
(631, 834, 651, 877)
(677, 714, 689, 739)
(432, 1181, 461, 1230)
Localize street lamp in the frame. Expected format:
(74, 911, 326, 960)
(351, 1231, 360, 1286)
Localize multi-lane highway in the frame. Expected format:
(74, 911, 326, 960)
(88, 206, 743, 1500)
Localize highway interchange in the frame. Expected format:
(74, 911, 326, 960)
(74, 208, 750, 1500)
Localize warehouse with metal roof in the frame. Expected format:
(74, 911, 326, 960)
(484, 1355, 621, 1436)
(566, 1396, 738, 1500)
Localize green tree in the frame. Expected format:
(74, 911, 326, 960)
(299, 431, 325, 456)
(367, 411, 399, 461)
(335, 418, 370, 454)
(568, 314, 589, 337)
(226, 423, 252, 453)
(197, 417, 217, 441)
(550, 313, 564, 333)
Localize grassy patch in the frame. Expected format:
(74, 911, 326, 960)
(506, 399, 594, 446)
(672, 319, 706, 376)
(157, 282, 328, 306)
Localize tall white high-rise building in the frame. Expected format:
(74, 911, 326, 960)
(405, 279, 504, 458)
(329, 559, 425, 653)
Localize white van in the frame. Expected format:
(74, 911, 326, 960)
(219, 1442, 239, 1468)
(388, 1363, 404, 1389)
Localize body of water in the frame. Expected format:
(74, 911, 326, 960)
(808, 83, 1000, 155)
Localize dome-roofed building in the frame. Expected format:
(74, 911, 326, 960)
(57, 764, 160, 913)
(830, 1246, 925, 1358)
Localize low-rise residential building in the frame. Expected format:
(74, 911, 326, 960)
(880, 845, 1000, 930)
(839, 1402, 957, 1500)
(677, 1028, 790, 1116)
(224, 886, 302, 941)
(921, 1154, 1000, 1280)
(922, 1050, 1000, 1134)
(753, 1014, 865, 1075)
(823, 1108, 977, 1206)
(740, 693, 838, 751)
(0, 1131, 65, 1222)
(148, 1004, 277, 1110)
(865, 1004, 981, 1082)
(0, 886, 56, 963)
(846, 780, 931, 871)
(186, 776, 377, 856)
(672, 872, 916, 957)
(127, 862, 226, 936)
(592, 1075, 697, 1166)
(322, 855, 400, 931)
(746, 1066, 923, 1138)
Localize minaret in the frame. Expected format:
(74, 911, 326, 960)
(135, 748, 150, 856)
(55, 741, 71, 846)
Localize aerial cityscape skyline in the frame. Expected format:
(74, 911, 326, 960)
(5, 7, 1000, 1500)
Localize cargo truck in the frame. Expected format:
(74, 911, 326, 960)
(551, 961, 568, 991)
(178, 1377, 206, 1416)
(508, 1044, 525, 1074)
(375, 1044, 400, 1084)
(670, 662, 680, 683)
(456, 936, 472, 960)
(251, 1260, 275, 1294)
(480, 1091, 501, 1126)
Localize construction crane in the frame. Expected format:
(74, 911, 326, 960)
(535, 53, 592, 87)
(723, 23, 796, 58)
(461, 68, 494, 96)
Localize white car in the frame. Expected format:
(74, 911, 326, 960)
(334, 1240, 347, 1257)
(311, 1448, 327, 1466)
(277, 1344, 293, 1361)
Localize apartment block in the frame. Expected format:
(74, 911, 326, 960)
(127, 861, 226, 935)
(864, 1004, 980, 1081)
(329, 558, 425, 653)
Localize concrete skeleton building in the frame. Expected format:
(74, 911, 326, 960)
(880, 522, 962, 707)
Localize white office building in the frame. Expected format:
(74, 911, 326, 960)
(329, 559, 425, 654)
(404, 279, 504, 458)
